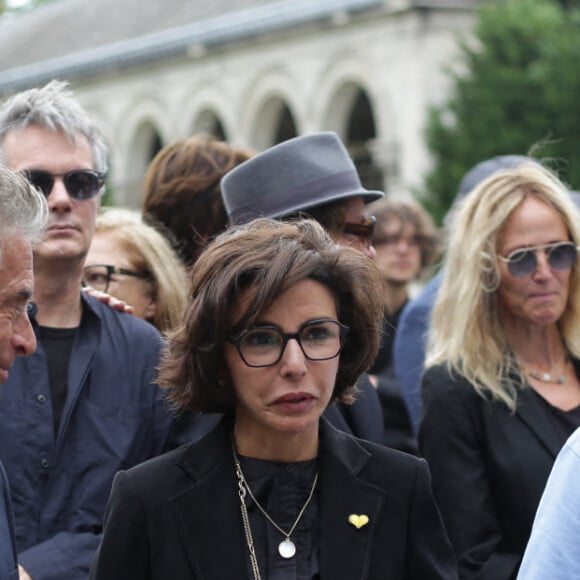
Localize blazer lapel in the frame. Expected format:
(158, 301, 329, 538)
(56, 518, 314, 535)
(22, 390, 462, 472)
(171, 418, 251, 579)
(318, 420, 386, 580)
(515, 386, 562, 458)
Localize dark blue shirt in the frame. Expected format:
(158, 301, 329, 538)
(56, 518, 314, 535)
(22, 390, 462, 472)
(0, 294, 172, 579)
(0, 462, 17, 580)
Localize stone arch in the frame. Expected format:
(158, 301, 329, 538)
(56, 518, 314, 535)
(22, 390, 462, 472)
(250, 97, 298, 151)
(240, 66, 304, 150)
(121, 121, 163, 209)
(112, 96, 170, 208)
(176, 83, 235, 142)
(191, 109, 227, 141)
(315, 55, 397, 193)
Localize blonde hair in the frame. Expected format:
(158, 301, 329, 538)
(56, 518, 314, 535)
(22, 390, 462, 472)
(426, 163, 580, 410)
(94, 208, 187, 333)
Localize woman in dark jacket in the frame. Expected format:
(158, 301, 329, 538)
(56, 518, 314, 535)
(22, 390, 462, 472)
(420, 162, 580, 579)
(91, 218, 456, 580)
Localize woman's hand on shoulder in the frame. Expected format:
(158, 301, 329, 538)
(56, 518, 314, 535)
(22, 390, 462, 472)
(82, 286, 135, 314)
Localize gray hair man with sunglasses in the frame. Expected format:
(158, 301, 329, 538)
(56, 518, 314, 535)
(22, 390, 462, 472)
(0, 81, 172, 580)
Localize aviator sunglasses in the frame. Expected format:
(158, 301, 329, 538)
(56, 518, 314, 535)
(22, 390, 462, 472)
(499, 241, 579, 277)
(23, 169, 105, 200)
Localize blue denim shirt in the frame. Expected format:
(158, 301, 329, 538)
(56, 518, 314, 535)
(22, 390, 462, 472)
(0, 293, 172, 579)
(393, 273, 441, 434)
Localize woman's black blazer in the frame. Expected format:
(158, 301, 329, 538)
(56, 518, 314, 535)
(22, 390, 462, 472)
(90, 417, 457, 579)
(420, 364, 567, 580)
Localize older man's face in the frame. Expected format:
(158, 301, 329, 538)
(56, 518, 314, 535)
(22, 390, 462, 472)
(0, 234, 36, 383)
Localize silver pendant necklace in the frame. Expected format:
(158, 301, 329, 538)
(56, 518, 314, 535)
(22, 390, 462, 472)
(523, 356, 569, 385)
(232, 437, 318, 561)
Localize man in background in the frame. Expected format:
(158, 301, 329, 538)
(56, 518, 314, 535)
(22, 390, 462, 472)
(366, 197, 441, 452)
(0, 81, 172, 579)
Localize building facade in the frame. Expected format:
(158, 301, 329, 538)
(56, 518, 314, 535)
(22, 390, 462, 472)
(0, 0, 477, 207)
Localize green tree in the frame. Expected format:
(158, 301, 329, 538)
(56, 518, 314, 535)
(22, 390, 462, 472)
(3, 0, 55, 13)
(423, 0, 580, 224)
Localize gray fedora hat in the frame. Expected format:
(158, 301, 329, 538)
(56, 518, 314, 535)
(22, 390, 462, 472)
(221, 131, 384, 225)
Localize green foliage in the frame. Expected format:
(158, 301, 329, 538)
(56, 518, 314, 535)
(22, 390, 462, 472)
(3, 0, 54, 13)
(423, 0, 580, 224)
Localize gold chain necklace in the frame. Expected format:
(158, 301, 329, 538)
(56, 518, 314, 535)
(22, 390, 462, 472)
(231, 437, 318, 566)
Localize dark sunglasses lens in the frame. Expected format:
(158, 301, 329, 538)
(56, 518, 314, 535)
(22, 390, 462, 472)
(507, 250, 536, 277)
(65, 171, 103, 199)
(26, 171, 54, 197)
(343, 222, 374, 239)
(549, 244, 577, 270)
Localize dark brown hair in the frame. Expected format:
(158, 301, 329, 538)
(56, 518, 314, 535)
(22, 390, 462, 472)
(142, 133, 254, 267)
(158, 218, 384, 413)
(369, 197, 442, 275)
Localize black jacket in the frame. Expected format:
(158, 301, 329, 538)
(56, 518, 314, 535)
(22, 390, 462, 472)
(91, 417, 457, 579)
(420, 364, 568, 580)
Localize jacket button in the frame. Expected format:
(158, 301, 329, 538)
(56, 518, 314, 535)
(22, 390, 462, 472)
(40, 459, 50, 469)
(36, 394, 46, 404)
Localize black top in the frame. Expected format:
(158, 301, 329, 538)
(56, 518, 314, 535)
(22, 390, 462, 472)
(239, 455, 319, 580)
(368, 305, 416, 453)
(534, 391, 580, 443)
(37, 325, 77, 436)
(368, 306, 406, 375)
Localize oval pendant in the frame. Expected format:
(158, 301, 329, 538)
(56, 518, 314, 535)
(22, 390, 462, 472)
(278, 538, 296, 558)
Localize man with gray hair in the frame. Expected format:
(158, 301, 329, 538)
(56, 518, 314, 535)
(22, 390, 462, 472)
(0, 81, 172, 579)
(0, 167, 47, 579)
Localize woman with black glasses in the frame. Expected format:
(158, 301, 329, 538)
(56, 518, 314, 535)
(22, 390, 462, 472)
(90, 218, 457, 580)
(83, 207, 187, 333)
(419, 162, 580, 580)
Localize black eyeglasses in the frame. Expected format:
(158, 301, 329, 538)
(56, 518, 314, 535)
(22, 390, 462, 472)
(227, 318, 349, 368)
(82, 264, 153, 293)
(342, 215, 376, 240)
(23, 169, 105, 200)
(499, 241, 579, 277)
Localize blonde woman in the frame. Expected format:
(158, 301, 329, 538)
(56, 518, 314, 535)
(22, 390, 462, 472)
(419, 163, 580, 580)
(84, 208, 187, 333)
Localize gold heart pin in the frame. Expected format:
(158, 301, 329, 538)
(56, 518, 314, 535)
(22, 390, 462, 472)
(348, 514, 369, 529)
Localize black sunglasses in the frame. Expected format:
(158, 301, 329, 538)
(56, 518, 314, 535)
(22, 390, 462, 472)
(499, 241, 578, 277)
(23, 169, 105, 200)
(342, 215, 376, 239)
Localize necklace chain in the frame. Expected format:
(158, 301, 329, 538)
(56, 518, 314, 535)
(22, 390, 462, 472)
(522, 356, 569, 385)
(525, 367, 566, 384)
(234, 459, 262, 580)
(231, 436, 318, 576)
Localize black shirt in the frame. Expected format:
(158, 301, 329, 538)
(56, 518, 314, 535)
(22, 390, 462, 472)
(238, 455, 319, 580)
(37, 325, 77, 436)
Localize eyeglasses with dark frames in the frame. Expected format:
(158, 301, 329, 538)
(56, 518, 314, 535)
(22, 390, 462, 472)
(23, 169, 105, 200)
(227, 318, 350, 368)
(82, 264, 154, 293)
(499, 241, 579, 277)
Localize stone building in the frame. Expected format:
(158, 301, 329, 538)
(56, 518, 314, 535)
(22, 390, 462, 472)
(0, 0, 477, 208)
